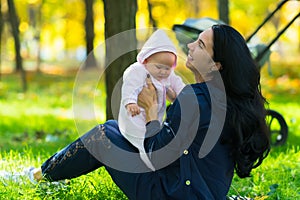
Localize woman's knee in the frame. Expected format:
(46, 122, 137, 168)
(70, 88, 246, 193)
(104, 120, 119, 130)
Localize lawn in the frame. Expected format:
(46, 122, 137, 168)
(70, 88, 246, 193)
(0, 63, 299, 199)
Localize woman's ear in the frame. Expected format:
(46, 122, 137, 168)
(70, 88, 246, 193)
(210, 62, 223, 72)
(213, 62, 222, 71)
(210, 62, 222, 72)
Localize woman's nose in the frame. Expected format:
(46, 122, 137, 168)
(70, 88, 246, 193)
(187, 41, 195, 50)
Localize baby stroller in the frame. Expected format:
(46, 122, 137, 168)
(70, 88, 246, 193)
(172, 0, 299, 146)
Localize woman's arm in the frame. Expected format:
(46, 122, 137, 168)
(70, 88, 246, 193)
(139, 84, 202, 168)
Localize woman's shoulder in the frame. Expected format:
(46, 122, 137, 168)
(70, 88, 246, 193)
(181, 82, 208, 95)
(173, 83, 209, 108)
(178, 82, 225, 109)
(189, 81, 226, 102)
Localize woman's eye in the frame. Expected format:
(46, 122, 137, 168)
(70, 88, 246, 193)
(198, 40, 203, 48)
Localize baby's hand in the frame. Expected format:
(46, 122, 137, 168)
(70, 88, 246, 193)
(166, 87, 177, 102)
(126, 103, 141, 117)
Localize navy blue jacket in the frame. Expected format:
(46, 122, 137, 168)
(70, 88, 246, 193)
(107, 82, 235, 200)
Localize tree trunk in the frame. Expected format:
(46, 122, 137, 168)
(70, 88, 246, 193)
(103, 0, 137, 120)
(147, 0, 157, 27)
(0, 2, 3, 38)
(0, 2, 3, 80)
(7, 0, 27, 91)
(35, 2, 43, 72)
(83, 0, 97, 69)
(218, 0, 229, 24)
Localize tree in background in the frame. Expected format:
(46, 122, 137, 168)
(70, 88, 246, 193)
(29, 1, 43, 72)
(0, 2, 3, 37)
(187, 0, 200, 17)
(83, 0, 97, 69)
(103, 0, 137, 120)
(0, 1, 3, 80)
(218, 0, 229, 24)
(147, 0, 157, 28)
(7, 0, 27, 91)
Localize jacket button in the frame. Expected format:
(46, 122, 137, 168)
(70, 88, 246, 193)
(185, 180, 191, 185)
(183, 150, 188, 155)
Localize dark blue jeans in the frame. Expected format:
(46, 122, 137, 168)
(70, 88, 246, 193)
(41, 120, 143, 180)
(41, 120, 152, 199)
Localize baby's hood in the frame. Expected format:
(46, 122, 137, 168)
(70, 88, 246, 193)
(137, 29, 177, 67)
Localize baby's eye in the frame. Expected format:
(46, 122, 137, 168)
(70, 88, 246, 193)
(155, 65, 162, 69)
(156, 65, 172, 71)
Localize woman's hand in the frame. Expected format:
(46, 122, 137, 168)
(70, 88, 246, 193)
(166, 87, 176, 102)
(138, 74, 158, 122)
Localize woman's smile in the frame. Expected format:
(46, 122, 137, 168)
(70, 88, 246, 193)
(187, 54, 193, 61)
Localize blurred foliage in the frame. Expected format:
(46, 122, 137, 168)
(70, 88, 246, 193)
(260, 60, 300, 104)
(1, 0, 299, 72)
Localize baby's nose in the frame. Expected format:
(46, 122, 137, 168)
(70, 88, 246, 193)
(161, 70, 167, 74)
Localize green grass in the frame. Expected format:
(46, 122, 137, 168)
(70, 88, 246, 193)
(0, 70, 128, 199)
(0, 150, 127, 200)
(0, 65, 299, 199)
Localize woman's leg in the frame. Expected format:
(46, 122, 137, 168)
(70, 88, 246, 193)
(41, 120, 141, 181)
(41, 125, 105, 181)
(40, 120, 159, 199)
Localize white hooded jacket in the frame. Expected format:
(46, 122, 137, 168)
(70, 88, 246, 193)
(118, 29, 185, 171)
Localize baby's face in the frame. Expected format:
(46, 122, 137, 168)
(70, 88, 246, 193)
(144, 52, 176, 81)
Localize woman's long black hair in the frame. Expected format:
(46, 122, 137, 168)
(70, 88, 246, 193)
(212, 24, 270, 178)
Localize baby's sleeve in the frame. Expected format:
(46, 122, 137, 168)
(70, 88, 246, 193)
(169, 70, 186, 95)
(121, 65, 147, 106)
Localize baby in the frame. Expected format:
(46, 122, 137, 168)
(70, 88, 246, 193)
(118, 29, 185, 170)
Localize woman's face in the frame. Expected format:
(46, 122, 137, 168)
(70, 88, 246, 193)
(186, 28, 215, 75)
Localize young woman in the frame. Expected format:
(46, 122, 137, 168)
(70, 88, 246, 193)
(32, 24, 270, 199)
